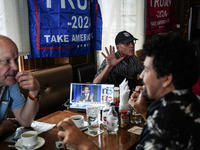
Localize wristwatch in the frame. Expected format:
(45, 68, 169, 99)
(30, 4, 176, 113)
(28, 92, 41, 102)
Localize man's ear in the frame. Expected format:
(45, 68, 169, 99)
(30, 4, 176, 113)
(162, 74, 173, 87)
(116, 44, 120, 50)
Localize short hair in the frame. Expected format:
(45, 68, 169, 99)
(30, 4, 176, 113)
(142, 33, 199, 89)
(84, 85, 90, 90)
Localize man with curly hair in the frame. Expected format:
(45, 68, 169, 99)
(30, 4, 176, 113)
(129, 33, 200, 149)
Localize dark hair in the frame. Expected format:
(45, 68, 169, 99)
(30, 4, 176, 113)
(84, 85, 90, 90)
(192, 38, 200, 72)
(142, 33, 199, 89)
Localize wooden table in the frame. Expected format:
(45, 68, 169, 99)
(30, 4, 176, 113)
(0, 110, 145, 150)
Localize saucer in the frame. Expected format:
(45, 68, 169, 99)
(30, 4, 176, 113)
(79, 121, 88, 131)
(15, 137, 45, 150)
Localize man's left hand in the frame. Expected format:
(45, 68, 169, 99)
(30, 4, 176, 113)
(15, 71, 40, 96)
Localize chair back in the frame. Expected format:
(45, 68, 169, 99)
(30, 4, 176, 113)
(77, 63, 96, 83)
(135, 49, 145, 61)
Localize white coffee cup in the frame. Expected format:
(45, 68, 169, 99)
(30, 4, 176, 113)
(70, 115, 84, 128)
(21, 131, 38, 147)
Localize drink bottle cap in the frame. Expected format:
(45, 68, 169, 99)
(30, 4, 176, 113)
(121, 110, 127, 114)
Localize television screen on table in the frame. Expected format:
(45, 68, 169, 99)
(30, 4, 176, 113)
(69, 83, 115, 112)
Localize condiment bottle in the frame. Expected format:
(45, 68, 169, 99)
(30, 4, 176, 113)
(120, 110, 128, 128)
(119, 103, 130, 126)
(113, 87, 120, 106)
(102, 101, 110, 129)
(107, 103, 119, 135)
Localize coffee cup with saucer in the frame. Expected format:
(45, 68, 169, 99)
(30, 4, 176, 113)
(70, 115, 84, 128)
(15, 131, 45, 150)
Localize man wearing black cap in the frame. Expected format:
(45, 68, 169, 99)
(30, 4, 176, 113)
(93, 30, 143, 90)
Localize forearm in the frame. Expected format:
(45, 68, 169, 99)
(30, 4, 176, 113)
(93, 65, 113, 83)
(17, 99, 39, 127)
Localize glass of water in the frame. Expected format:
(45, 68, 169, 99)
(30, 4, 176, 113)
(86, 105, 100, 134)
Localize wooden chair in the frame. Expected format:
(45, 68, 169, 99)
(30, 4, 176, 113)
(135, 49, 145, 61)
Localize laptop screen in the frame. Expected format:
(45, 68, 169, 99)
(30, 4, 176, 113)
(69, 83, 115, 112)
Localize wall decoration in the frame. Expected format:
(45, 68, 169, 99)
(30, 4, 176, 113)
(146, 0, 177, 35)
(28, 0, 102, 58)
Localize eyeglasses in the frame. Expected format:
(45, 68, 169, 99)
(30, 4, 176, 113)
(123, 40, 136, 46)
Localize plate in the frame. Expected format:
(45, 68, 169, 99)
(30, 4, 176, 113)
(15, 137, 45, 150)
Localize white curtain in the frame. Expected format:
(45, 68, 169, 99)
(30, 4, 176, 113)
(0, 0, 30, 56)
(96, 0, 146, 69)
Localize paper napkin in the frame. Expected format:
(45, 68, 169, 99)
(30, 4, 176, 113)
(31, 121, 56, 134)
(119, 78, 131, 109)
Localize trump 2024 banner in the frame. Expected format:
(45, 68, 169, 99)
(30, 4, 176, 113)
(146, 0, 177, 35)
(28, 0, 102, 58)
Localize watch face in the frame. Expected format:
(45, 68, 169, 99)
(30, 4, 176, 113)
(38, 93, 41, 99)
(37, 93, 41, 100)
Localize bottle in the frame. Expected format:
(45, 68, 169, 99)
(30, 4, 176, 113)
(102, 101, 110, 129)
(120, 110, 128, 128)
(118, 103, 129, 127)
(113, 87, 120, 106)
(107, 103, 119, 135)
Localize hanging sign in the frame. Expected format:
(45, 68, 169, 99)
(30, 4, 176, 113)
(146, 0, 177, 35)
(27, 0, 102, 58)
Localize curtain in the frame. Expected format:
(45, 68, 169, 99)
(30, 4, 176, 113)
(0, 0, 30, 56)
(96, 0, 146, 69)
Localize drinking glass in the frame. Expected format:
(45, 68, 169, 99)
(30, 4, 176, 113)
(86, 105, 100, 134)
(131, 110, 142, 124)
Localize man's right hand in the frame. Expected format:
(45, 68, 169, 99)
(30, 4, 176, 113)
(128, 86, 148, 119)
(101, 45, 124, 68)
(57, 118, 99, 150)
(0, 118, 18, 137)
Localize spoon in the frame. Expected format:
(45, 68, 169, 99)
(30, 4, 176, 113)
(8, 144, 34, 150)
(8, 144, 23, 149)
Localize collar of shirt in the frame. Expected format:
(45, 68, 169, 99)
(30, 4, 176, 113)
(146, 89, 191, 118)
(116, 51, 136, 67)
(0, 86, 6, 101)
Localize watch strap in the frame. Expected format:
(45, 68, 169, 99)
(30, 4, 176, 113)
(28, 92, 41, 102)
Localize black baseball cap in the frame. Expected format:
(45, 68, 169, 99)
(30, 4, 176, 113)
(115, 30, 138, 45)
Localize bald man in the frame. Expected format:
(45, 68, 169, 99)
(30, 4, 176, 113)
(0, 35, 40, 137)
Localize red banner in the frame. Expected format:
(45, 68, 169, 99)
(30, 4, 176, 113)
(146, 0, 177, 35)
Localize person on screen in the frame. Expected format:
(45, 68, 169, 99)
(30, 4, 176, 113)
(93, 30, 144, 90)
(57, 33, 200, 150)
(102, 95, 107, 103)
(80, 85, 94, 102)
(0, 35, 40, 137)
(102, 88, 107, 95)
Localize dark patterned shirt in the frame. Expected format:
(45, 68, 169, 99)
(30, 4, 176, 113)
(137, 89, 200, 150)
(95, 51, 143, 88)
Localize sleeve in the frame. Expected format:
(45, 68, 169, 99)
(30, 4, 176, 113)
(95, 59, 107, 77)
(80, 94, 84, 101)
(135, 57, 144, 74)
(9, 83, 25, 110)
